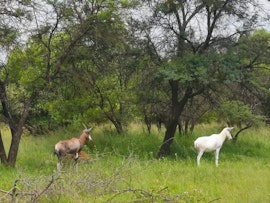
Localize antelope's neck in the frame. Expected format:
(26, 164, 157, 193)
(79, 134, 87, 145)
(221, 131, 228, 140)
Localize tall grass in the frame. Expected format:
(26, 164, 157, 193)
(0, 123, 270, 202)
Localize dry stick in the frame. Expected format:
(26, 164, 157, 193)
(0, 175, 60, 202)
(209, 197, 222, 202)
(31, 175, 59, 203)
(106, 188, 152, 202)
(11, 180, 19, 203)
(0, 180, 23, 202)
(106, 186, 170, 202)
(0, 188, 15, 201)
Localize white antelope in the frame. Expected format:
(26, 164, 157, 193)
(54, 127, 92, 171)
(194, 127, 233, 166)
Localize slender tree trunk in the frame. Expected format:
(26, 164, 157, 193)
(113, 120, 123, 134)
(7, 128, 23, 167)
(106, 113, 124, 134)
(7, 93, 34, 167)
(184, 120, 189, 135)
(0, 131, 8, 164)
(144, 114, 152, 134)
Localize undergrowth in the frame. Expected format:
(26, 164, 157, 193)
(0, 123, 270, 202)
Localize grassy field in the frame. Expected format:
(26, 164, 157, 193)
(0, 123, 270, 202)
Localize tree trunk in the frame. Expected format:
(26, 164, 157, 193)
(7, 128, 23, 167)
(1, 80, 36, 167)
(113, 119, 123, 134)
(157, 82, 203, 158)
(106, 113, 124, 134)
(184, 120, 189, 135)
(158, 81, 191, 157)
(158, 119, 178, 157)
(0, 131, 8, 165)
(144, 114, 152, 134)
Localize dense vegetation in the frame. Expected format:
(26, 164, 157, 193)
(1, 2, 269, 202)
(0, 123, 270, 202)
(1, 0, 270, 168)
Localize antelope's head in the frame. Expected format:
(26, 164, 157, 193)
(83, 128, 93, 141)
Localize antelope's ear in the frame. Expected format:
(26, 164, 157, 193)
(229, 127, 234, 131)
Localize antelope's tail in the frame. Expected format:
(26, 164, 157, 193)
(54, 146, 60, 158)
(194, 140, 199, 149)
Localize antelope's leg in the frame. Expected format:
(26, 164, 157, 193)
(73, 153, 79, 171)
(74, 152, 79, 161)
(57, 162, 62, 171)
(74, 152, 79, 166)
(57, 157, 63, 171)
(215, 149, 220, 167)
(197, 151, 204, 166)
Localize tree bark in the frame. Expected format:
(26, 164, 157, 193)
(0, 131, 8, 164)
(7, 127, 24, 167)
(111, 118, 123, 134)
(6, 94, 36, 167)
(158, 119, 178, 157)
(158, 81, 191, 157)
(233, 125, 252, 142)
(158, 82, 204, 157)
(1, 80, 36, 167)
(0, 81, 11, 165)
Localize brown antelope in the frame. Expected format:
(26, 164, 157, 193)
(54, 127, 93, 171)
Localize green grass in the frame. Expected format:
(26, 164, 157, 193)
(0, 123, 270, 202)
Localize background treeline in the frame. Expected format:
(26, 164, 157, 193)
(1, 0, 270, 167)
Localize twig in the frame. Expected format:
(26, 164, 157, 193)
(0, 188, 15, 201)
(31, 175, 59, 203)
(11, 179, 19, 203)
(106, 186, 171, 202)
(209, 197, 222, 202)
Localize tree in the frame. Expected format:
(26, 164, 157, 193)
(129, 0, 270, 157)
(0, 0, 33, 166)
(43, 0, 136, 133)
(217, 100, 264, 141)
(1, 0, 126, 166)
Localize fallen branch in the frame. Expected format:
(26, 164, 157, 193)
(0, 175, 60, 203)
(31, 175, 59, 203)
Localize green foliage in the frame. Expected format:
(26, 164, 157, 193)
(158, 52, 247, 88)
(228, 30, 270, 91)
(159, 54, 208, 83)
(237, 29, 270, 64)
(217, 100, 264, 127)
(155, 0, 183, 15)
(2, 0, 270, 133)
(0, 26, 17, 47)
(7, 44, 46, 90)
